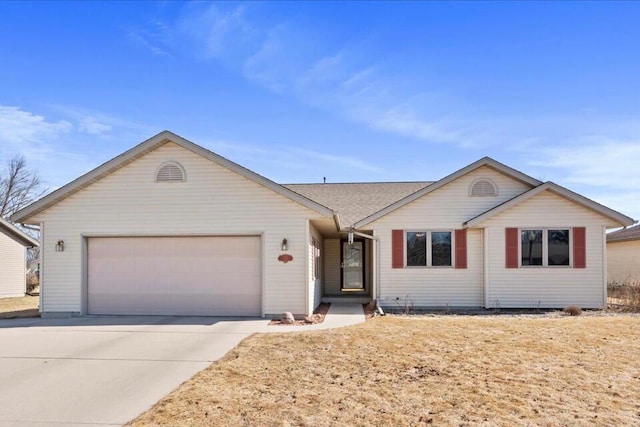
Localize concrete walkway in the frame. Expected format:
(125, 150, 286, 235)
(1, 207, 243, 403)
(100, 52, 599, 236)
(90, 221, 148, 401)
(266, 302, 366, 332)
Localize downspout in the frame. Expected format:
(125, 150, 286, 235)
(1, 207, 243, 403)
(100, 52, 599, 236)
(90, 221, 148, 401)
(375, 231, 384, 316)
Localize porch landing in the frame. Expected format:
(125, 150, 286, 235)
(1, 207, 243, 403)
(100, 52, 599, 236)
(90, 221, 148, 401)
(322, 296, 371, 304)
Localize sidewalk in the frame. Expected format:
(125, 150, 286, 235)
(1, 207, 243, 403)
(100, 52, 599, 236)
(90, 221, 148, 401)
(263, 302, 366, 332)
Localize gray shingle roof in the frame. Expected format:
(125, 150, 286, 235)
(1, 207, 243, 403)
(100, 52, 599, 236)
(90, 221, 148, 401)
(283, 182, 433, 227)
(607, 224, 640, 243)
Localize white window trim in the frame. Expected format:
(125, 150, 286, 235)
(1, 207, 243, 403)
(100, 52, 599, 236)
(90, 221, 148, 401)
(469, 178, 498, 197)
(311, 237, 321, 281)
(404, 230, 455, 268)
(518, 227, 573, 268)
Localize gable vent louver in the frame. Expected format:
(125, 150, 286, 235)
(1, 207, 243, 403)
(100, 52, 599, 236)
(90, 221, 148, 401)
(470, 179, 497, 197)
(156, 162, 186, 182)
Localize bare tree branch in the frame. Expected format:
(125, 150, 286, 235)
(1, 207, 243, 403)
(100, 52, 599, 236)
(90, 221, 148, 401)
(0, 155, 47, 219)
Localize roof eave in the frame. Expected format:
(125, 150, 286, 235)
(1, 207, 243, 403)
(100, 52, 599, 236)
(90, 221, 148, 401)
(607, 236, 640, 244)
(465, 182, 636, 228)
(354, 156, 542, 229)
(0, 217, 39, 247)
(11, 131, 335, 223)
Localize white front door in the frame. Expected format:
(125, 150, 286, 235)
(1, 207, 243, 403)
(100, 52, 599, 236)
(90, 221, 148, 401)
(342, 240, 364, 291)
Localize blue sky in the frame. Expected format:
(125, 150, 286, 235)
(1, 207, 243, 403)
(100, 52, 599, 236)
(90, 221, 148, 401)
(1, 1, 639, 220)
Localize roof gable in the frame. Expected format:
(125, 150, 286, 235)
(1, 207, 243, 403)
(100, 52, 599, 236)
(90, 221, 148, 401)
(0, 217, 39, 247)
(353, 157, 541, 228)
(465, 182, 635, 228)
(11, 131, 336, 224)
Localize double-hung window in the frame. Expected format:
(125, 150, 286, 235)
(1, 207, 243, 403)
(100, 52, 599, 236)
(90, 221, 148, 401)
(406, 231, 452, 267)
(521, 228, 570, 267)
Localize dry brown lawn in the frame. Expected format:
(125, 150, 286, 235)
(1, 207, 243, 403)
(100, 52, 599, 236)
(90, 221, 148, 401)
(0, 295, 39, 318)
(129, 316, 640, 427)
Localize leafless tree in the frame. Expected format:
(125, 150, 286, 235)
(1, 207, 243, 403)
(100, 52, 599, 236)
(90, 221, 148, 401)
(0, 155, 47, 220)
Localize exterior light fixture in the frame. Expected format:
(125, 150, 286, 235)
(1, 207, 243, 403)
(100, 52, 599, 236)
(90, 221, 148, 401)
(281, 238, 288, 251)
(55, 240, 65, 252)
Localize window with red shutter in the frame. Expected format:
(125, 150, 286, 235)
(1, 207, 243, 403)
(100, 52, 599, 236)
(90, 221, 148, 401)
(391, 230, 404, 269)
(573, 227, 586, 268)
(505, 228, 519, 268)
(454, 229, 467, 269)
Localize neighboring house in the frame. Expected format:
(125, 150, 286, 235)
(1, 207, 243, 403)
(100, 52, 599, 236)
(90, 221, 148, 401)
(11, 131, 635, 317)
(607, 225, 640, 284)
(0, 217, 39, 298)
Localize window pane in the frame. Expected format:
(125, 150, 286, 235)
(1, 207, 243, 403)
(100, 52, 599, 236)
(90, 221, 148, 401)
(521, 230, 543, 266)
(431, 231, 452, 267)
(406, 232, 426, 266)
(548, 229, 570, 266)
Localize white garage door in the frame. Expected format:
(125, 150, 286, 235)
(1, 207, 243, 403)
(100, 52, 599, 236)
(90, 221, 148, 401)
(88, 236, 261, 316)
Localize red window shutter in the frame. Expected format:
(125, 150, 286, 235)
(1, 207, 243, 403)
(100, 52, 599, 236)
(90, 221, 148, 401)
(455, 229, 467, 269)
(505, 228, 519, 268)
(573, 227, 586, 268)
(391, 230, 404, 269)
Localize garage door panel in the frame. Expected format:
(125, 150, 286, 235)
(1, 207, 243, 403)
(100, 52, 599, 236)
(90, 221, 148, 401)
(88, 236, 261, 316)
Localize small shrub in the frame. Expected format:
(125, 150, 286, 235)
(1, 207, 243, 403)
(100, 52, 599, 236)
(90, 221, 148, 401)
(563, 305, 582, 316)
(608, 279, 640, 311)
(26, 273, 39, 293)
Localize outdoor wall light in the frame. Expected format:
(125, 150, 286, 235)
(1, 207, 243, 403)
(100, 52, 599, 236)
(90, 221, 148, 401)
(281, 238, 288, 251)
(55, 240, 65, 252)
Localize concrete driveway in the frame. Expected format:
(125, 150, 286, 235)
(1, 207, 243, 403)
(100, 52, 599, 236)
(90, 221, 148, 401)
(0, 316, 273, 427)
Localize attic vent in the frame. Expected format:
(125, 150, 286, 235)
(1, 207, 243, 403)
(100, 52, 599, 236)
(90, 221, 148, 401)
(156, 162, 186, 183)
(470, 179, 497, 197)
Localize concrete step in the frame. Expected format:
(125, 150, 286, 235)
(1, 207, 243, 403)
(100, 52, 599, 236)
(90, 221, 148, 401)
(322, 296, 371, 304)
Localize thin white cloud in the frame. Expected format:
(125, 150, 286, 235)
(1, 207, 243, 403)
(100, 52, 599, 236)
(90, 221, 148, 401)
(49, 105, 152, 138)
(0, 105, 72, 149)
(202, 138, 385, 177)
(178, 4, 254, 61)
(78, 117, 112, 135)
(290, 148, 385, 174)
(0, 105, 155, 191)
(527, 139, 640, 191)
(152, 5, 640, 217)
(127, 19, 175, 57)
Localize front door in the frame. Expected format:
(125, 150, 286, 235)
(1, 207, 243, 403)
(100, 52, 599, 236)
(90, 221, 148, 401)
(341, 239, 365, 291)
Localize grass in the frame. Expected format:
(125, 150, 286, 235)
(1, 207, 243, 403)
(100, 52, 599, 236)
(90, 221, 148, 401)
(609, 280, 640, 311)
(129, 315, 640, 426)
(0, 295, 39, 318)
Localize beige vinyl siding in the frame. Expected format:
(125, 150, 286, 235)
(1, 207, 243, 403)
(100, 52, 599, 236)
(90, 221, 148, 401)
(323, 239, 341, 295)
(368, 166, 530, 308)
(482, 191, 608, 308)
(308, 223, 323, 313)
(0, 231, 26, 298)
(607, 240, 640, 284)
(31, 142, 326, 316)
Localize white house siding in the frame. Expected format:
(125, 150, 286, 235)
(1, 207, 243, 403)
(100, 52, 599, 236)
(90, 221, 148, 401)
(607, 240, 640, 284)
(308, 223, 323, 313)
(30, 142, 327, 316)
(0, 231, 26, 298)
(368, 166, 530, 308)
(482, 191, 609, 308)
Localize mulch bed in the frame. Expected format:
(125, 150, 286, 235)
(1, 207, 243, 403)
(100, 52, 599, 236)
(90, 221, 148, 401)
(269, 302, 330, 326)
